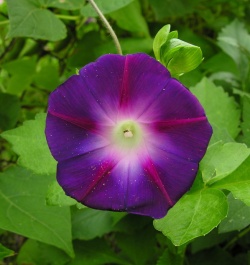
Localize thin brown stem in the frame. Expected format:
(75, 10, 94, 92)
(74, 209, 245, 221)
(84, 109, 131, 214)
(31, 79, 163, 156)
(87, 0, 122, 55)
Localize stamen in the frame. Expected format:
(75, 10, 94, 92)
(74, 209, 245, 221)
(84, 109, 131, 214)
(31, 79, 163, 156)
(112, 119, 142, 150)
(124, 130, 133, 138)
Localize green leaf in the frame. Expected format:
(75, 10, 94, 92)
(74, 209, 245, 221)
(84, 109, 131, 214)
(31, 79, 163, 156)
(116, 225, 157, 265)
(109, 0, 149, 37)
(153, 24, 172, 60)
(177, 27, 214, 59)
(72, 208, 126, 240)
(211, 156, 250, 206)
(155, 33, 170, 60)
(219, 194, 250, 233)
(149, 0, 201, 20)
(233, 88, 250, 99)
(46, 181, 78, 207)
(0, 243, 15, 260)
(156, 250, 183, 265)
(188, 248, 235, 265)
(209, 72, 239, 88)
(179, 68, 203, 88)
(202, 52, 239, 77)
(0, 92, 20, 131)
(237, 96, 250, 146)
(81, 0, 134, 17)
(68, 31, 102, 68)
(153, 24, 202, 76)
(217, 19, 250, 82)
(190, 78, 240, 139)
(161, 38, 203, 76)
(200, 141, 250, 184)
(95, 37, 153, 57)
(45, 0, 84, 10)
(33, 56, 60, 91)
(154, 189, 228, 246)
(1, 113, 57, 175)
(113, 214, 152, 234)
(17, 239, 70, 265)
(190, 229, 230, 254)
(4, 56, 36, 78)
(0, 167, 74, 257)
(2, 57, 36, 95)
(208, 124, 234, 145)
(6, 0, 66, 41)
(0, 38, 26, 63)
(70, 239, 129, 265)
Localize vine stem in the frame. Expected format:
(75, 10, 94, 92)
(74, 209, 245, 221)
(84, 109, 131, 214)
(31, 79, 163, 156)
(87, 0, 123, 55)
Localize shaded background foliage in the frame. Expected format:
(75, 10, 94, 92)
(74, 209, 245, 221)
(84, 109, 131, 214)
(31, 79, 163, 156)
(0, 0, 250, 264)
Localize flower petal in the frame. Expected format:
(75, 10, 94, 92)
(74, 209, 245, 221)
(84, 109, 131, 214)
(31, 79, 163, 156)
(144, 144, 199, 205)
(146, 117, 212, 162)
(79, 53, 171, 119)
(46, 113, 109, 162)
(79, 54, 126, 121)
(46, 53, 213, 218)
(57, 147, 114, 201)
(86, 156, 170, 218)
(57, 149, 170, 218)
(138, 78, 206, 122)
(47, 75, 113, 126)
(117, 53, 171, 118)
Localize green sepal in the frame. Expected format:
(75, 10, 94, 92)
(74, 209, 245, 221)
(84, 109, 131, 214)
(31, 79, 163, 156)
(161, 39, 203, 77)
(153, 25, 203, 77)
(153, 24, 178, 61)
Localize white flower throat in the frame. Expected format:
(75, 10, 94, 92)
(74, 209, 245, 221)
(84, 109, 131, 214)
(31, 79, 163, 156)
(112, 119, 143, 151)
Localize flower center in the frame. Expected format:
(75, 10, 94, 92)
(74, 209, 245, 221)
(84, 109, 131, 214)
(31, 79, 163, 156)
(112, 120, 143, 150)
(123, 129, 133, 138)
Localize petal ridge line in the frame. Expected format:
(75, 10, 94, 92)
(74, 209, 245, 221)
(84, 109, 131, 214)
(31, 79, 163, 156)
(145, 116, 207, 130)
(80, 159, 118, 202)
(141, 148, 174, 206)
(79, 71, 116, 123)
(124, 160, 130, 209)
(58, 145, 110, 163)
(48, 110, 98, 132)
(119, 55, 129, 109)
(147, 145, 198, 165)
(136, 78, 172, 119)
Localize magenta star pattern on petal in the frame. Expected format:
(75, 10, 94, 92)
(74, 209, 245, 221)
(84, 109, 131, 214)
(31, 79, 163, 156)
(45, 53, 212, 219)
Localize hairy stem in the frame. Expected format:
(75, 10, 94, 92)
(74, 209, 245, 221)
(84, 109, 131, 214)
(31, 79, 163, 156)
(87, 0, 123, 55)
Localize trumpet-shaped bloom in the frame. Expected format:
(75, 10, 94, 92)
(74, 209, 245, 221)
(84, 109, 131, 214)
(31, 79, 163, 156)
(45, 53, 212, 219)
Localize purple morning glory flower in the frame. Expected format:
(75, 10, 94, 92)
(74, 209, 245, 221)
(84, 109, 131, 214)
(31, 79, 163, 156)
(45, 53, 212, 219)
